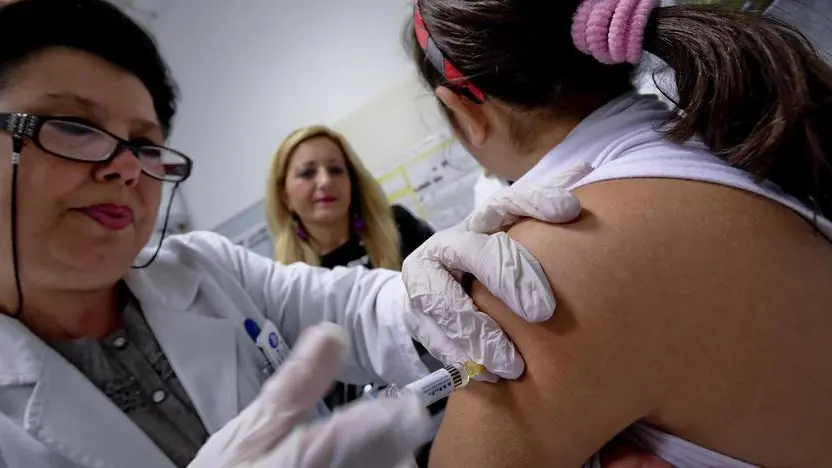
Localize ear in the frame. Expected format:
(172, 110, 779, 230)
(436, 86, 489, 148)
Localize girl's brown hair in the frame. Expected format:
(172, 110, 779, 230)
(406, 2, 832, 218)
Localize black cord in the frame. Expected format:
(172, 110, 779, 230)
(4, 136, 178, 318)
(132, 181, 180, 269)
(9, 137, 23, 318)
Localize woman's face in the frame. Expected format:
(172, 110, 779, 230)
(0, 47, 164, 292)
(282, 136, 352, 226)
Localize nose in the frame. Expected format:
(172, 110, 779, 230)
(315, 167, 333, 188)
(93, 147, 143, 187)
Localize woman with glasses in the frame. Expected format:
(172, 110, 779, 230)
(0, 1, 613, 468)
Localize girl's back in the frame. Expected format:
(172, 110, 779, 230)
(433, 177, 832, 467)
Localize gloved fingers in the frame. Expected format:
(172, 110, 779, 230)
(464, 185, 581, 234)
(464, 162, 590, 234)
(404, 309, 505, 382)
(233, 322, 350, 461)
(405, 231, 555, 323)
(271, 392, 431, 468)
(403, 257, 525, 379)
(476, 233, 555, 322)
(549, 161, 594, 188)
(401, 303, 468, 366)
(423, 303, 522, 380)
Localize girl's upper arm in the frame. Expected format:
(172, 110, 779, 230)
(428, 181, 707, 467)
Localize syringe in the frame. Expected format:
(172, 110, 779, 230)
(367, 361, 485, 407)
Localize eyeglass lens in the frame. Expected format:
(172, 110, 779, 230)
(39, 120, 189, 181)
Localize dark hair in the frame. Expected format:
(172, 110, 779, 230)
(0, 0, 178, 136)
(406, 1, 832, 219)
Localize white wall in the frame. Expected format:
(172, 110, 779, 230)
(332, 74, 444, 174)
(148, 0, 423, 229)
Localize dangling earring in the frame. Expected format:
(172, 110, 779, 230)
(291, 212, 308, 240)
(352, 212, 366, 232)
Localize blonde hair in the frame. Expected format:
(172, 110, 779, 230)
(265, 125, 402, 270)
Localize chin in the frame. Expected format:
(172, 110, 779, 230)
(54, 234, 141, 267)
(311, 208, 348, 223)
(38, 254, 134, 291)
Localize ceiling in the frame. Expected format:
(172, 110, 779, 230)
(108, 0, 176, 23)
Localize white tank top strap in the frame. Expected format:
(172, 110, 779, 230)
(570, 143, 832, 240)
(625, 424, 759, 467)
(517, 92, 832, 240)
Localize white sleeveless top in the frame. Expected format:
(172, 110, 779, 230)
(518, 93, 831, 467)
(517, 93, 832, 239)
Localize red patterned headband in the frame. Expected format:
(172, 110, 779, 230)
(413, 1, 486, 103)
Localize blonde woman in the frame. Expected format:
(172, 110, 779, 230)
(266, 125, 434, 271)
(265, 125, 436, 419)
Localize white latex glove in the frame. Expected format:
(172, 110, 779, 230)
(188, 322, 430, 468)
(401, 164, 591, 382)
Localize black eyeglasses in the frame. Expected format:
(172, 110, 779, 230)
(1, 113, 192, 182)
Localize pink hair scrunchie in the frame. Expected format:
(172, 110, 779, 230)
(571, 0, 658, 65)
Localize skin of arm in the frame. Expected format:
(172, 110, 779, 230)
(427, 178, 823, 467)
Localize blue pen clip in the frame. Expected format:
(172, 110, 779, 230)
(243, 318, 331, 417)
(243, 318, 261, 342)
(244, 318, 275, 376)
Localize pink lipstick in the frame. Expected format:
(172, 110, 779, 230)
(78, 204, 134, 230)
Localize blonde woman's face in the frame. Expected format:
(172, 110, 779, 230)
(283, 136, 352, 226)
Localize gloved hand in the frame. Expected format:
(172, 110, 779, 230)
(401, 164, 591, 381)
(188, 322, 430, 468)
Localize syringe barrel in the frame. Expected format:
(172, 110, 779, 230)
(400, 362, 470, 407)
(369, 362, 480, 407)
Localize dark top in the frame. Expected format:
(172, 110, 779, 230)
(322, 205, 435, 409)
(319, 205, 436, 270)
(318, 205, 438, 468)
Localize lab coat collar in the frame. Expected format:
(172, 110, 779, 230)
(0, 246, 241, 467)
(139, 298, 241, 435)
(125, 243, 241, 434)
(0, 314, 176, 468)
(0, 243, 202, 384)
(125, 240, 201, 310)
(0, 315, 41, 386)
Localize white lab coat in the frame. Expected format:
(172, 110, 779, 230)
(0, 231, 428, 468)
